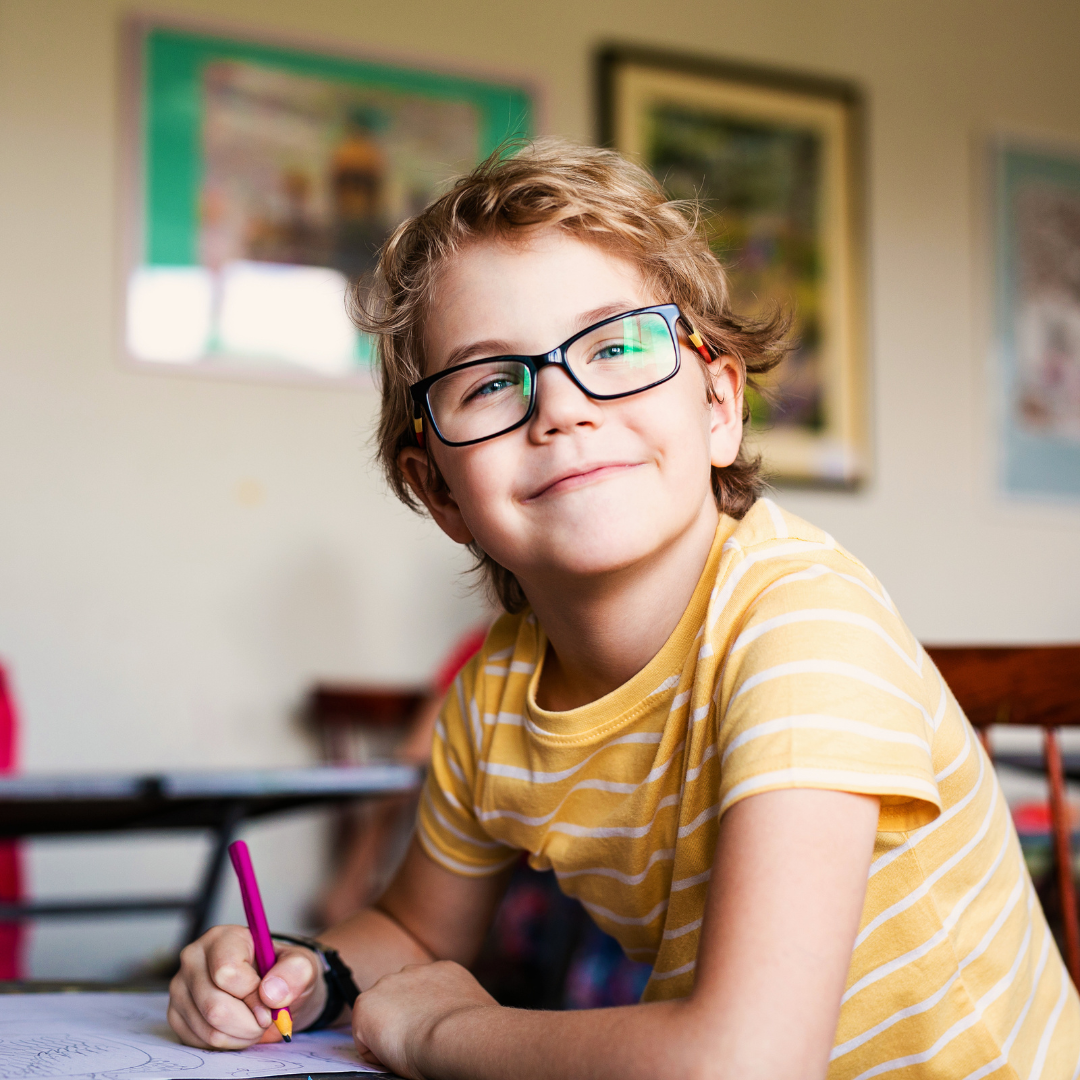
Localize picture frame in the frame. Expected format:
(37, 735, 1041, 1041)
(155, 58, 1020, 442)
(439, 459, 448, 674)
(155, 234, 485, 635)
(121, 20, 534, 383)
(598, 47, 867, 486)
(992, 138, 1080, 500)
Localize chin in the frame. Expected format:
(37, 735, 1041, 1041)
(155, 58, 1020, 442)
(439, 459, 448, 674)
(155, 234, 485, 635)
(541, 519, 674, 578)
(474, 488, 706, 582)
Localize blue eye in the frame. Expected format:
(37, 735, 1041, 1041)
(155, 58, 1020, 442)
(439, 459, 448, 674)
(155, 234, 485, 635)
(463, 371, 523, 405)
(596, 344, 626, 360)
(592, 341, 648, 362)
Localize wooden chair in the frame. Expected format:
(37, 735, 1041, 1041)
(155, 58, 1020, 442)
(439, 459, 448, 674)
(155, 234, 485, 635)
(305, 684, 427, 766)
(924, 645, 1080, 984)
(304, 684, 428, 919)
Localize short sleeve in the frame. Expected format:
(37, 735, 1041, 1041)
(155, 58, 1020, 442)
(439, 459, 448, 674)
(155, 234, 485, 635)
(416, 654, 519, 876)
(715, 556, 943, 832)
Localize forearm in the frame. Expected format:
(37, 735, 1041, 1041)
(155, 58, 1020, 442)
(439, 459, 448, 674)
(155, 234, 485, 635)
(320, 906, 434, 992)
(287, 907, 433, 1032)
(418, 999, 713, 1080)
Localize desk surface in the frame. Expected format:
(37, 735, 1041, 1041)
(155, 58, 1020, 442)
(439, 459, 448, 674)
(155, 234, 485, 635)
(0, 764, 421, 837)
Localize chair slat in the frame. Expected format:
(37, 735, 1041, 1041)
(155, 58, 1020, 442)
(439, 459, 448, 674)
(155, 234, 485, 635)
(1046, 728, 1080, 985)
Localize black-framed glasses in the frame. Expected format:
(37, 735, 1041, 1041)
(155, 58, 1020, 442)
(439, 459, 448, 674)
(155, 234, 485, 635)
(410, 303, 704, 447)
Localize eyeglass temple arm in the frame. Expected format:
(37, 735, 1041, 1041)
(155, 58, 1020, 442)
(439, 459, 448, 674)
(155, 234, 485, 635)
(412, 402, 425, 448)
(685, 321, 715, 363)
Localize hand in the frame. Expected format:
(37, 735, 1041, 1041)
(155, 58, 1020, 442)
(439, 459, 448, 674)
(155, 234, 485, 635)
(352, 960, 497, 1078)
(168, 924, 326, 1049)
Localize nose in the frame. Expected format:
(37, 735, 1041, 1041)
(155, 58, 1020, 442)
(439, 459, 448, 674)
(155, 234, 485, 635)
(528, 363, 604, 441)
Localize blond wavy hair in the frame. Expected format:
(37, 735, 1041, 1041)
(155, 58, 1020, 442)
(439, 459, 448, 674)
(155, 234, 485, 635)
(352, 139, 790, 613)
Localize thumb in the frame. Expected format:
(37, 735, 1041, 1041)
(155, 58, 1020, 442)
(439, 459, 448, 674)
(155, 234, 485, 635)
(259, 946, 320, 1010)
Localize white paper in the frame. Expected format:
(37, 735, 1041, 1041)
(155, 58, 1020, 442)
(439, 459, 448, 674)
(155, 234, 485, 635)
(0, 993, 385, 1079)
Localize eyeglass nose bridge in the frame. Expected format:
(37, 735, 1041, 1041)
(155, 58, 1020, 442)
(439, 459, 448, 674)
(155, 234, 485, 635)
(513, 347, 592, 435)
(524, 348, 583, 407)
(518, 348, 575, 400)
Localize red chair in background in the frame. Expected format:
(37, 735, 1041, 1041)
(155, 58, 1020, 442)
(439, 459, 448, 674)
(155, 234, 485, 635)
(0, 663, 24, 979)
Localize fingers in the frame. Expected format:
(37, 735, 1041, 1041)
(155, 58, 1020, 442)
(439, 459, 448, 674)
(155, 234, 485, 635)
(258, 946, 320, 1011)
(241, 986, 273, 1031)
(167, 998, 212, 1050)
(167, 928, 323, 1051)
(169, 964, 263, 1049)
(351, 1027, 387, 1071)
(204, 924, 261, 999)
(168, 927, 268, 1049)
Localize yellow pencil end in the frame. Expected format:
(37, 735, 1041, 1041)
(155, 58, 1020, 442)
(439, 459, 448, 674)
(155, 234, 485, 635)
(274, 1011, 293, 1041)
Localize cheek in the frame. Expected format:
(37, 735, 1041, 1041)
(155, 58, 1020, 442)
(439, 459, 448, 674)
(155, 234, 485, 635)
(435, 445, 511, 519)
(652, 395, 716, 495)
(635, 375, 713, 458)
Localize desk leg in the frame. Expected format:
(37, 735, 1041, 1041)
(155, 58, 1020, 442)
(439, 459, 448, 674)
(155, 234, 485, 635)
(182, 802, 245, 948)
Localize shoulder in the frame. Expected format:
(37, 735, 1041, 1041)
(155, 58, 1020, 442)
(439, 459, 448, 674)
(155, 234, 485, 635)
(724, 497, 860, 566)
(709, 502, 940, 830)
(708, 498, 925, 719)
(710, 498, 890, 623)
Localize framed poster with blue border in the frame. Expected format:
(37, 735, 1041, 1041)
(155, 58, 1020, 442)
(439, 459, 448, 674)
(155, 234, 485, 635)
(994, 140, 1080, 499)
(122, 20, 534, 382)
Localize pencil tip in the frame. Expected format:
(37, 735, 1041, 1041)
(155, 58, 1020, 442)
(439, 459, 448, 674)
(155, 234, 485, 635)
(273, 1011, 294, 1041)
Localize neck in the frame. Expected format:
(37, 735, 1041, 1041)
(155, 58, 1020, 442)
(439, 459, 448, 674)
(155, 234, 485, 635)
(524, 500, 721, 712)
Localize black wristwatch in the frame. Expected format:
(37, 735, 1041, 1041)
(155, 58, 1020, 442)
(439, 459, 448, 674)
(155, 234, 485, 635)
(271, 932, 361, 1032)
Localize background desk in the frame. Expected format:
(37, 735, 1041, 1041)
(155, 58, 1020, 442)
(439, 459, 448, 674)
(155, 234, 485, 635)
(0, 765, 421, 947)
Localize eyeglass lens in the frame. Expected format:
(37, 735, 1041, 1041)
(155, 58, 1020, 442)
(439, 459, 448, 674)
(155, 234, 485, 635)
(426, 312, 677, 444)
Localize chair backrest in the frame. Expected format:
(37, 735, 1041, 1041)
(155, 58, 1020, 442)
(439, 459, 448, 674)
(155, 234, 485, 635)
(305, 684, 427, 765)
(925, 645, 1080, 985)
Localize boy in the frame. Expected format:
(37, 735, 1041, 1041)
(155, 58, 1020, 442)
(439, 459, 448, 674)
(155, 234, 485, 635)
(169, 142, 1079, 1079)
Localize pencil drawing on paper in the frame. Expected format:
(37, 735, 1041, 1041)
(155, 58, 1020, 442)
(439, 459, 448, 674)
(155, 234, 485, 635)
(0, 1032, 209, 1078)
(0, 993, 378, 1080)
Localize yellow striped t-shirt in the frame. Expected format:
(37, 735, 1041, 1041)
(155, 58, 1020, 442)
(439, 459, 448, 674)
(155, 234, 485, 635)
(418, 499, 1080, 1079)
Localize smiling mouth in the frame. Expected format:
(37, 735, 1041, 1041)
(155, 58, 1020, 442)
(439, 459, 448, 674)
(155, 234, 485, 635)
(526, 462, 642, 501)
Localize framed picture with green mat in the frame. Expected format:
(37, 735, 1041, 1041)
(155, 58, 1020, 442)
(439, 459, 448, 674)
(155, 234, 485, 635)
(122, 21, 534, 381)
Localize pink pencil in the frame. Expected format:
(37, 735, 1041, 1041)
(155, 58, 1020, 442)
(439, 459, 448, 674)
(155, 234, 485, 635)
(228, 840, 293, 1042)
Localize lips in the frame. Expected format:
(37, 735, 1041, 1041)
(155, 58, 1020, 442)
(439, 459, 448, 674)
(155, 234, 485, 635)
(525, 461, 641, 500)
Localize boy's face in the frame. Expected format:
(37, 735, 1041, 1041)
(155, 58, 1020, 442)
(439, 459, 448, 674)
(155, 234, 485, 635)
(399, 230, 743, 592)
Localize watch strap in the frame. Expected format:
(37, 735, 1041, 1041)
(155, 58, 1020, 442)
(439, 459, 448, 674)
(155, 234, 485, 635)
(271, 932, 360, 1032)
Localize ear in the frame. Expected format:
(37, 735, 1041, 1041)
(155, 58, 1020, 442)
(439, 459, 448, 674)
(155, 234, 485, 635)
(706, 357, 744, 469)
(397, 446, 476, 545)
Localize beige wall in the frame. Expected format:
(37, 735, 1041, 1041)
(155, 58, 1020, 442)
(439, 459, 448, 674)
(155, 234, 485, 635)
(2, 0, 1079, 976)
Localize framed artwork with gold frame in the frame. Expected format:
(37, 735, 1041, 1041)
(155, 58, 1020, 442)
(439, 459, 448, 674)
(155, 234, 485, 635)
(599, 47, 868, 486)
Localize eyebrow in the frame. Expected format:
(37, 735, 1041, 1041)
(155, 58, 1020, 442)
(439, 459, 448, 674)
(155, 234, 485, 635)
(575, 301, 642, 330)
(435, 300, 645, 373)
(439, 338, 516, 371)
